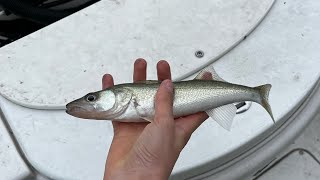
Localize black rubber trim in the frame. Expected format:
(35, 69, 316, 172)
(0, 0, 72, 24)
(40, 0, 74, 8)
(0, 19, 43, 33)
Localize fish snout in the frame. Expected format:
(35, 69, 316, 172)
(66, 103, 85, 115)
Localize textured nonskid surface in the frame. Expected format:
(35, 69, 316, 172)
(0, 0, 274, 109)
(257, 113, 320, 180)
(0, 110, 31, 180)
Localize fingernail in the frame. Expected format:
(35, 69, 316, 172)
(203, 72, 212, 80)
(158, 60, 167, 65)
(163, 79, 173, 92)
(103, 74, 111, 79)
(136, 58, 145, 64)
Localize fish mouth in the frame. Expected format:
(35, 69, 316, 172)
(65, 103, 86, 115)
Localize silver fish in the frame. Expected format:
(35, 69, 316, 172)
(66, 67, 274, 130)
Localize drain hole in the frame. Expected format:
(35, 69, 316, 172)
(236, 102, 246, 109)
(235, 101, 252, 114)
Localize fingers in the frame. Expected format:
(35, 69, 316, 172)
(202, 72, 213, 80)
(103, 58, 148, 89)
(101, 75, 124, 140)
(133, 58, 147, 82)
(110, 58, 148, 137)
(102, 74, 114, 89)
(175, 112, 208, 136)
(154, 80, 174, 125)
(157, 60, 171, 81)
(174, 112, 209, 150)
(174, 71, 212, 133)
(173, 71, 212, 134)
(173, 71, 212, 150)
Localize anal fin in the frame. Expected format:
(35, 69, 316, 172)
(206, 104, 237, 131)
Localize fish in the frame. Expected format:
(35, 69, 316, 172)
(66, 67, 274, 130)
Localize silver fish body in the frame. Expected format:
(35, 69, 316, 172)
(66, 80, 274, 124)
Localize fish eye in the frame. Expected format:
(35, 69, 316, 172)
(86, 94, 96, 102)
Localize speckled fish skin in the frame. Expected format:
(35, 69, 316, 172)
(66, 80, 273, 122)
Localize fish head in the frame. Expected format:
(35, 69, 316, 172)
(66, 90, 116, 119)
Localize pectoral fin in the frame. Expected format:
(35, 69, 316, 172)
(132, 97, 154, 122)
(141, 117, 154, 122)
(206, 104, 237, 131)
(114, 88, 133, 107)
(195, 66, 226, 82)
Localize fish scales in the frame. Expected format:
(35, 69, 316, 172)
(114, 80, 259, 119)
(66, 67, 274, 130)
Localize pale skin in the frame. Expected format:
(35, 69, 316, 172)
(103, 59, 212, 180)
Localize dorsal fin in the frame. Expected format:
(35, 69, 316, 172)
(195, 66, 238, 130)
(194, 66, 226, 82)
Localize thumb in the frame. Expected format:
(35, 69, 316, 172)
(154, 80, 174, 125)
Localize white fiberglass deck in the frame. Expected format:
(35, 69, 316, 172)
(0, 0, 320, 179)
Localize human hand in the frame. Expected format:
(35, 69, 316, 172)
(103, 59, 211, 180)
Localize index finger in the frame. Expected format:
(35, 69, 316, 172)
(133, 58, 147, 82)
(157, 60, 171, 81)
(102, 74, 114, 89)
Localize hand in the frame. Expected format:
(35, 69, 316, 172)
(103, 59, 211, 180)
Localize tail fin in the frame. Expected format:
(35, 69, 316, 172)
(255, 84, 275, 123)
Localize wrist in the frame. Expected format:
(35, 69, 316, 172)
(107, 168, 168, 180)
